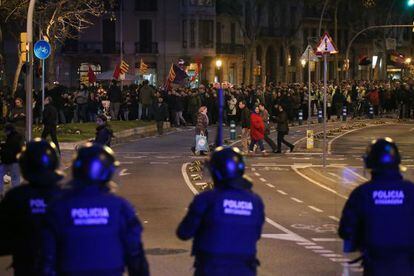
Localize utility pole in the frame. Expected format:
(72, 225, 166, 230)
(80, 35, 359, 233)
(25, 0, 36, 141)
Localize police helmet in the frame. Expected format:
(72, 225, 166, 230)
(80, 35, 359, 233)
(363, 137, 401, 171)
(18, 138, 61, 183)
(209, 147, 245, 183)
(72, 143, 119, 184)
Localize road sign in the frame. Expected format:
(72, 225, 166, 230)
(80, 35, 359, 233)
(301, 45, 319, 62)
(34, 40, 51, 60)
(316, 32, 338, 55)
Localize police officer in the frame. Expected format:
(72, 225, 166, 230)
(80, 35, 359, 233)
(41, 143, 149, 276)
(177, 147, 265, 276)
(339, 138, 414, 276)
(0, 139, 63, 275)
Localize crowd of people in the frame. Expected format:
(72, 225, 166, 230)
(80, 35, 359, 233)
(1, 79, 414, 131)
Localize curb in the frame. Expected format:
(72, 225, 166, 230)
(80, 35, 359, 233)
(60, 122, 171, 150)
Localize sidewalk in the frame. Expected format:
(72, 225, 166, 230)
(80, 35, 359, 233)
(60, 122, 171, 150)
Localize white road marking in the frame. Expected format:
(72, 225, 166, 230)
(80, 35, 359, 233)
(329, 216, 340, 222)
(322, 254, 343, 258)
(291, 157, 312, 160)
(119, 161, 134, 165)
(263, 217, 309, 243)
(290, 197, 303, 203)
(327, 124, 385, 154)
(330, 258, 351, 263)
(119, 169, 131, 176)
(181, 163, 199, 195)
(277, 190, 287, 195)
(124, 156, 147, 159)
(308, 168, 338, 183)
(305, 245, 324, 249)
(312, 238, 341, 242)
(254, 172, 261, 176)
(259, 178, 267, 182)
(313, 249, 333, 253)
(266, 183, 275, 188)
(195, 182, 207, 186)
(292, 165, 349, 200)
(308, 205, 323, 213)
(150, 162, 169, 165)
(326, 157, 346, 161)
(251, 168, 256, 171)
(342, 167, 368, 182)
(297, 242, 316, 246)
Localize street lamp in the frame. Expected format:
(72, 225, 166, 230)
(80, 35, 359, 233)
(301, 59, 307, 68)
(215, 59, 222, 83)
(408, 0, 414, 7)
(405, 57, 412, 64)
(215, 59, 222, 70)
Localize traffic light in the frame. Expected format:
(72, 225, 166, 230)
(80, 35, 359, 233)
(408, 0, 414, 7)
(19, 32, 27, 62)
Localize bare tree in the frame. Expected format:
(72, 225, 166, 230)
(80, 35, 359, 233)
(37, 0, 110, 82)
(217, 0, 266, 84)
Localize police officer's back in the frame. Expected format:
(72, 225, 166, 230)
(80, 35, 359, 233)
(177, 147, 265, 276)
(41, 143, 149, 276)
(0, 139, 63, 275)
(339, 138, 414, 276)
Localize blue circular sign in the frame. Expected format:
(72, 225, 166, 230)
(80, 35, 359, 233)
(34, 40, 51, 59)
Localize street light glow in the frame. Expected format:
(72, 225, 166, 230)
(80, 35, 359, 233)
(215, 59, 222, 69)
(409, 0, 414, 6)
(301, 59, 307, 68)
(405, 58, 412, 64)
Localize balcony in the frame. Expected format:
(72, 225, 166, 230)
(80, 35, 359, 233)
(61, 41, 121, 54)
(216, 43, 245, 55)
(135, 42, 158, 54)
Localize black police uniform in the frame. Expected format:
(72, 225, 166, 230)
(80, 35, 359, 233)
(339, 138, 414, 276)
(177, 147, 265, 276)
(0, 139, 63, 276)
(41, 144, 148, 276)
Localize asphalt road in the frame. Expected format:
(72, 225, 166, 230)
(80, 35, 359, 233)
(1, 119, 413, 275)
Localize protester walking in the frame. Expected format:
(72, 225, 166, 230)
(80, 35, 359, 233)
(194, 106, 209, 156)
(259, 103, 277, 152)
(239, 100, 250, 154)
(152, 97, 169, 135)
(94, 115, 113, 147)
(275, 105, 294, 153)
(41, 97, 61, 154)
(249, 106, 268, 156)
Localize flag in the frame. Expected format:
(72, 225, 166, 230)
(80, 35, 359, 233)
(167, 64, 188, 85)
(113, 64, 121, 80)
(190, 58, 201, 83)
(88, 66, 96, 83)
(389, 51, 405, 67)
(113, 59, 129, 80)
(120, 60, 129, 74)
(139, 59, 149, 74)
(358, 56, 371, 66)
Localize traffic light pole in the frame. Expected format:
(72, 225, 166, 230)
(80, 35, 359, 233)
(25, 0, 36, 141)
(345, 24, 414, 79)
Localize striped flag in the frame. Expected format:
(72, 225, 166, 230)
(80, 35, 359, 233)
(120, 60, 129, 74)
(139, 59, 149, 74)
(113, 59, 130, 80)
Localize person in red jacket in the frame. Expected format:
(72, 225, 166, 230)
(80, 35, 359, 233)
(249, 106, 268, 156)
